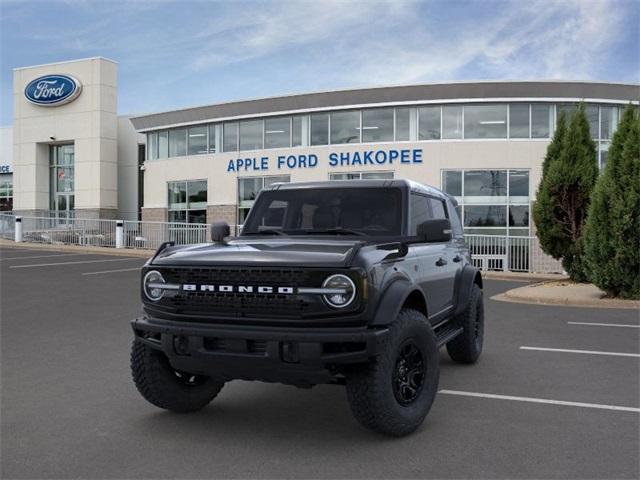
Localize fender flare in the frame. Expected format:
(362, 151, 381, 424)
(370, 277, 426, 327)
(454, 265, 483, 316)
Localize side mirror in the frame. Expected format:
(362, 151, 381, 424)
(417, 219, 452, 243)
(211, 221, 230, 244)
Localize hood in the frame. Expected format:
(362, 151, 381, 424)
(150, 237, 364, 268)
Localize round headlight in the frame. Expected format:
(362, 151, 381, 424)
(143, 270, 166, 301)
(322, 274, 356, 309)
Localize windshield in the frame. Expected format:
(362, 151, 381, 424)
(241, 187, 403, 236)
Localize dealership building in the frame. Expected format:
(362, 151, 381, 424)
(5, 57, 638, 239)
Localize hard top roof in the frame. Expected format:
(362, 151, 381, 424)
(265, 179, 447, 198)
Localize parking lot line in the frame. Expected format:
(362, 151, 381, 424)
(82, 267, 142, 275)
(568, 321, 640, 329)
(520, 346, 640, 358)
(9, 258, 141, 269)
(1, 253, 88, 261)
(438, 390, 640, 413)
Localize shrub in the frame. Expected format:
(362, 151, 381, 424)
(584, 106, 640, 298)
(533, 105, 598, 281)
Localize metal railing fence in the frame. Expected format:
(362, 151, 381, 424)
(122, 220, 209, 250)
(0, 213, 15, 240)
(20, 216, 118, 247)
(1, 213, 563, 274)
(464, 234, 564, 274)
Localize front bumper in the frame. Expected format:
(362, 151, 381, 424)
(131, 316, 388, 386)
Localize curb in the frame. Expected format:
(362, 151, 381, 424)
(492, 282, 640, 310)
(481, 271, 567, 282)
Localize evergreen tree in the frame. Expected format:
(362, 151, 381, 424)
(584, 106, 640, 298)
(533, 104, 598, 281)
(541, 111, 567, 178)
(532, 112, 567, 259)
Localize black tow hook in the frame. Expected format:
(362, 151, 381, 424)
(173, 336, 190, 355)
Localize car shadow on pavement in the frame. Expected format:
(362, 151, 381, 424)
(129, 381, 427, 445)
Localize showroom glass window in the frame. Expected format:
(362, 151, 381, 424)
(442, 169, 530, 237)
(330, 111, 360, 144)
(509, 104, 529, 138)
(223, 122, 239, 152)
(147, 132, 158, 160)
(585, 104, 599, 139)
(265, 117, 291, 149)
(208, 124, 217, 153)
(419, 106, 441, 140)
(239, 120, 263, 150)
(329, 171, 394, 180)
(556, 103, 577, 121)
(158, 131, 168, 159)
(310, 113, 329, 145)
(168, 128, 187, 157)
(238, 175, 290, 225)
(530, 104, 552, 138)
(0, 173, 13, 211)
(292, 116, 303, 147)
(464, 104, 507, 139)
(600, 106, 619, 140)
(187, 126, 208, 155)
(362, 108, 393, 143)
(442, 106, 463, 139)
(49, 144, 75, 220)
(395, 107, 411, 141)
(168, 180, 207, 223)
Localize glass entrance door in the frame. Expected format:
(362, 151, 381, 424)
(50, 144, 75, 222)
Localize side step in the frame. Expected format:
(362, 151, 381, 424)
(435, 325, 463, 348)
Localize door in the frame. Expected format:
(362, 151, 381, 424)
(427, 196, 458, 311)
(50, 144, 75, 224)
(408, 193, 453, 318)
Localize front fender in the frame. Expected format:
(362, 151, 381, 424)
(454, 265, 482, 316)
(370, 277, 424, 327)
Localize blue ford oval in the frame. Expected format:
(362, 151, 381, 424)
(24, 74, 82, 106)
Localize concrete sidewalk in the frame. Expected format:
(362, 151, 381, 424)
(493, 279, 640, 310)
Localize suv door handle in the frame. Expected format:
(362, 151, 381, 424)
(453, 255, 462, 263)
(435, 257, 448, 267)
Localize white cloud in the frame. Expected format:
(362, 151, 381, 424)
(342, 0, 631, 85)
(180, 0, 633, 85)
(188, 0, 411, 71)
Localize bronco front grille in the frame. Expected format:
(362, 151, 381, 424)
(156, 267, 334, 319)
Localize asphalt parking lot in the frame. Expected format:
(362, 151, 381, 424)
(1, 244, 638, 479)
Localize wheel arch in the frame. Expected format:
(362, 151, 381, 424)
(454, 265, 482, 316)
(371, 278, 428, 326)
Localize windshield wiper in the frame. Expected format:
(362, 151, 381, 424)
(304, 228, 366, 236)
(244, 229, 286, 236)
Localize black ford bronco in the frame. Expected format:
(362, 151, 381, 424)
(131, 180, 484, 436)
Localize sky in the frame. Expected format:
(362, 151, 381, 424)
(1, 0, 638, 126)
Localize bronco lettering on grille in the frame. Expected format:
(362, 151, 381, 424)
(182, 284, 295, 294)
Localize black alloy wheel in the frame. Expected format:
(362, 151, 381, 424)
(392, 340, 426, 405)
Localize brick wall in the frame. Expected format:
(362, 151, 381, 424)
(207, 205, 236, 224)
(141, 208, 167, 223)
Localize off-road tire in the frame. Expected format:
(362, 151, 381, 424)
(446, 283, 484, 364)
(345, 309, 439, 436)
(131, 341, 224, 412)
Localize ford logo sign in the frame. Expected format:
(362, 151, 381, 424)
(24, 74, 82, 106)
